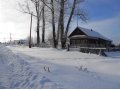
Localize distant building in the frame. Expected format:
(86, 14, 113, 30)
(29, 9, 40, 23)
(13, 39, 28, 45)
(68, 27, 112, 48)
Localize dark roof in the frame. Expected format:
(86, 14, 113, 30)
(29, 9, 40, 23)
(69, 27, 112, 41)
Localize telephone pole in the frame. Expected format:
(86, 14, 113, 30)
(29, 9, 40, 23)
(10, 33, 12, 44)
(29, 12, 33, 48)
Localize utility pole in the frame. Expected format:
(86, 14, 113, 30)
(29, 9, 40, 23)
(29, 12, 33, 48)
(10, 33, 12, 44)
(77, 0, 79, 26)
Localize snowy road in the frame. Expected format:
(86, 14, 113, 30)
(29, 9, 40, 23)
(1, 45, 120, 88)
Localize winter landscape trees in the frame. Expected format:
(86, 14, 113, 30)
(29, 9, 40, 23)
(19, 0, 86, 48)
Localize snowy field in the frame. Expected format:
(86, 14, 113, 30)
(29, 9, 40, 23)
(0, 45, 120, 89)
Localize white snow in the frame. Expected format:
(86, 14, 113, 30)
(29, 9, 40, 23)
(1, 45, 120, 89)
(0, 45, 59, 89)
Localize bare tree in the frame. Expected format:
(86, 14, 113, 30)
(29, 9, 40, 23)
(19, 0, 87, 48)
(64, 0, 78, 44)
(51, 0, 57, 48)
(40, 0, 57, 48)
(58, 0, 66, 49)
(19, 0, 43, 46)
(32, 0, 41, 46)
(59, 0, 86, 48)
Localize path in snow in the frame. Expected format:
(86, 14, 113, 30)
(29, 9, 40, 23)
(6, 45, 120, 89)
(0, 45, 60, 89)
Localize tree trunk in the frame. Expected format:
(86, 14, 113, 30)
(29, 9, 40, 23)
(36, 0, 41, 46)
(29, 13, 33, 48)
(56, 10, 61, 47)
(60, 0, 65, 49)
(58, 0, 65, 49)
(42, 2, 45, 43)
(36, 17, 40, 46)
(64, 0, 77, 48)
(51, 0, 57, 48)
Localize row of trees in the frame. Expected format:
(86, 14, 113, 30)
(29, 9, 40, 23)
(19, 0, 86, 48)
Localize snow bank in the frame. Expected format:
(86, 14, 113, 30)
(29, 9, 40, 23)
(0, 45, 58, 89)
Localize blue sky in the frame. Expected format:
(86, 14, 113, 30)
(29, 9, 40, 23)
(76, 0, 120, 44)
(82, 0, 120, 21)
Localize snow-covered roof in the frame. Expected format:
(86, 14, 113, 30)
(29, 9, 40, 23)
(69, 27, 112, 41)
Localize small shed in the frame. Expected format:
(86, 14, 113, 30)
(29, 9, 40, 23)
(68, 27, 112, 48)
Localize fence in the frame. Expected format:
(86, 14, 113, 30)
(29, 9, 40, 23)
(67, 45, 120, 57)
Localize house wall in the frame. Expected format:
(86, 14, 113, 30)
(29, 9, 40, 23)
(70, 38, 111, 48)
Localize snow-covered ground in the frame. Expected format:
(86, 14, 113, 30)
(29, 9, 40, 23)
(1, 45, 120, 89)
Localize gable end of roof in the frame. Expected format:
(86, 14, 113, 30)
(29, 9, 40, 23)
(69, 27, 112, 42)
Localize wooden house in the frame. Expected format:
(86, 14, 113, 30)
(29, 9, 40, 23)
(68, 27, 112, 48)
